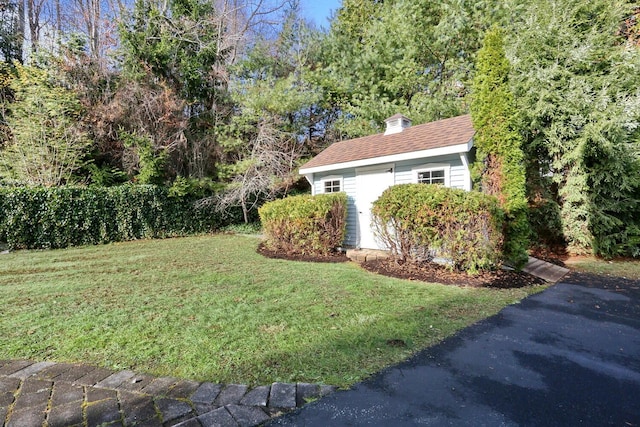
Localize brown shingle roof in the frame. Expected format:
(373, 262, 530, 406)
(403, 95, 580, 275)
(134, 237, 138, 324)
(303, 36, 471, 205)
(300, 114, 474, 172)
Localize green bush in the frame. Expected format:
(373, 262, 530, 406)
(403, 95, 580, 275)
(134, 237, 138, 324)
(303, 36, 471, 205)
(0, 185, 238, 249)
(259, 192, 347, 256)
(372, 184, 504, 274)
(527, 196, 565, 249)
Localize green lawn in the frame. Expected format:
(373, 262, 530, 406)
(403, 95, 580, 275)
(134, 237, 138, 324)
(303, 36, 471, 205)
(567, 257, 640, 280)
(0, 234, 543, 387)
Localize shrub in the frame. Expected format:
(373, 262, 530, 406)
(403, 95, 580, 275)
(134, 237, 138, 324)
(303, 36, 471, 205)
(372, 184, 504, 274)
(0, 185, 238, 250)
(371, 184, 447, 263)
(0, 64, 91, 187)
(259, 192, 347, 256)
(527, 196, 565, 249)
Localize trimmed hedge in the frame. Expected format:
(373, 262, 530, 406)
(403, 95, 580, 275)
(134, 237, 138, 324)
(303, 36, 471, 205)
(259, 192, 347, 256)
(372, 184, 505, 274)
(0, 185, 240, 249)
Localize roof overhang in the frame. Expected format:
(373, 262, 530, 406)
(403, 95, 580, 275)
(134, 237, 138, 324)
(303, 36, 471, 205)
(299, 139, 473, 175)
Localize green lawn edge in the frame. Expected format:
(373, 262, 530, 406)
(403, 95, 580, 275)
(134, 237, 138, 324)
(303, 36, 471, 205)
(0, 234, 546, 388)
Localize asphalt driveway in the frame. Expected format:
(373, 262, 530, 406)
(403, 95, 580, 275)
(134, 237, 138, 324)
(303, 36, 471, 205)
(269, 272, 640, 426)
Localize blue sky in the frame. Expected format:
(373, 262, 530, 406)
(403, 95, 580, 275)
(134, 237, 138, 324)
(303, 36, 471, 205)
(300, 0, 342, 28)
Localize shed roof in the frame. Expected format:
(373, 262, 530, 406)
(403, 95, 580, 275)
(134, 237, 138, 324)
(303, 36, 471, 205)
(300, 114, 474, 173)
(385, 113, 411, 122)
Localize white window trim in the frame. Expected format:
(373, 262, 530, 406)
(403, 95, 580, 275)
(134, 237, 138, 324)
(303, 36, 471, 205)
(412, 163, 451, 187)
(319, 175, 344, 194)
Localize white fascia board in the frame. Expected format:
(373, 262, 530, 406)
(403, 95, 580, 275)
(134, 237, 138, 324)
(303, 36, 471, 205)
(303, 173, 314, 195)
(303, 173, 313, 185)
(299, 140, 473, 175)
(459, 153, 472, 191)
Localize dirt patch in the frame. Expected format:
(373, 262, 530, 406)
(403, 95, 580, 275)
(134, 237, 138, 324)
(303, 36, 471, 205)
(257, 243, 350, 263)
(360, 258, 546, 289)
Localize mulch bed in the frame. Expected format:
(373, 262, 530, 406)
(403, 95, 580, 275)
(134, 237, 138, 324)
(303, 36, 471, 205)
(258, 243, 544, 288)
(529, 245, 570, 267)
(257, 243, 350, 263)
(258, 242, 639, 290)
(360, 258, 546, 288)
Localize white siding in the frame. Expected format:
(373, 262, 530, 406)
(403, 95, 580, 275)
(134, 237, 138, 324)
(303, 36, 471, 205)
(450, 164, 467, 189)
(314, 169, 358, 247)
(311, 153, 472, 248)
(394, 154, 467, 189)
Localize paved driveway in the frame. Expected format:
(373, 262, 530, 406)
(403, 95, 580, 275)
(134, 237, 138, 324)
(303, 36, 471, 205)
(269, 273, 640, 426)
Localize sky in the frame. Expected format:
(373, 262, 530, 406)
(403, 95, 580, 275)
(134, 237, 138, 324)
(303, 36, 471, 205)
(300, 0, 342, 28)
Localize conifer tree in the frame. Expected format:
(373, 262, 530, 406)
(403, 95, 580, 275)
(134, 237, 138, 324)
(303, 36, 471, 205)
(471, 27, 529, 268)
(319, 0, 503, 137)
(508, 0, 640, 257)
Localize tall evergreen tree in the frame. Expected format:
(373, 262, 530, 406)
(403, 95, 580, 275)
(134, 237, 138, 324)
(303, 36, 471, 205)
(508, 0, 640, 257)
(471, 27, 529, 268)
(119, 0, 232, 179)
(319, 0, 509, 137)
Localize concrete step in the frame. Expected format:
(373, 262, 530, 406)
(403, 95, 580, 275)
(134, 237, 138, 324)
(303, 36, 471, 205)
(523, 256, 570, 283)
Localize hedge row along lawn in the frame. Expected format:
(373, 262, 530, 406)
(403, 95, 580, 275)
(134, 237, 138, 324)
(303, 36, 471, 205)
(0, 234, 545, 387)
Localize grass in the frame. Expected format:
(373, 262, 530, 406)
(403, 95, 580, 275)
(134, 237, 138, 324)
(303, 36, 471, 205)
(567, 256, 640, 280)
(0, 234, 544, 387)
(219, 222, 262, 235)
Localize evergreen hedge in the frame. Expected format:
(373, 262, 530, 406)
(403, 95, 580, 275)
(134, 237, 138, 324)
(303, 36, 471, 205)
(372, 184, 505, 274)
(259, 192, 348, 256)
(0, 185, 240, 249)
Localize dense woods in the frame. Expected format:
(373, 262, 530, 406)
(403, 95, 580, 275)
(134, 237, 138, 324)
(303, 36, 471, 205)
(1, 0, 639, 257)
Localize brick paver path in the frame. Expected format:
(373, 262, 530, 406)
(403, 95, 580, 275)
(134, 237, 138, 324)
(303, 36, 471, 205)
(0, 359, 335, 427)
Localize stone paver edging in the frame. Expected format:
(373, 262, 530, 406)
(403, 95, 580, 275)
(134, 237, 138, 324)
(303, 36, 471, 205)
(0, 359, 336, 427)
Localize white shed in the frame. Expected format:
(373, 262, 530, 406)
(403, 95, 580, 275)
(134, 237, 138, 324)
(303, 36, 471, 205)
(299, 114, 476, 249)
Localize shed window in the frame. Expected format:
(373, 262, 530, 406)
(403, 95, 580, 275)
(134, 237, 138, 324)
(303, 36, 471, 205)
(417, 169, 445, 185)
(323, 179, 341, 193)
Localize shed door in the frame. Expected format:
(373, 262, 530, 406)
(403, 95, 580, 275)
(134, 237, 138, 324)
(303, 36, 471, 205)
(355, 165, 394, 249)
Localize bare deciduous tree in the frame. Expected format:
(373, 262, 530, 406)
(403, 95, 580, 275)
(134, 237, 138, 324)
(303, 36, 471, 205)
(215, 0, 292, 64)
(25, 0, 48, 53)
(64, 0, 120, 64)
(210, 115, 301, 223)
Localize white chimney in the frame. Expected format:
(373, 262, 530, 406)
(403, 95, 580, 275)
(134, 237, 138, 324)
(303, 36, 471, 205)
(384, 114, 412, 135)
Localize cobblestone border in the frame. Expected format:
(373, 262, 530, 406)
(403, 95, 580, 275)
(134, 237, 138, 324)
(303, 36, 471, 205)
(0, 359, 337, 426)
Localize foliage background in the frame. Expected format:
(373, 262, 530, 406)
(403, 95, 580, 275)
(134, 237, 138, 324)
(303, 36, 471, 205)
(0, 0, 638, 256)
(0, 185, 241, 249)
